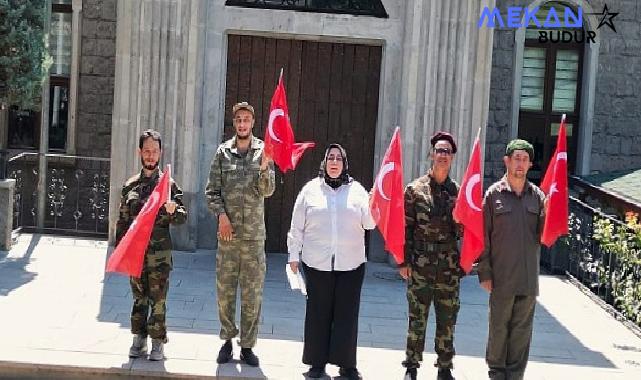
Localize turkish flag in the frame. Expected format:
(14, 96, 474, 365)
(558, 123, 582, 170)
(370, 127, 405, 264)
(541, 115, 569, 247)
(106, 165, 171, 277)
(453, 133, 485, 273)
(264, 71, 315, 172)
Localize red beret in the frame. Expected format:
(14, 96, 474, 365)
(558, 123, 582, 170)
(430, 131, 457, 154)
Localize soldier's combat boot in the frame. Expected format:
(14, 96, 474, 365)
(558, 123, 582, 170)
(217, 340, 233, 364)
(404, 368, 417, 380)
(240, 347, 259, 367)
(128, 334, 147, 358)
(149, 339, 165, 361)
(437, 368, 455, 380)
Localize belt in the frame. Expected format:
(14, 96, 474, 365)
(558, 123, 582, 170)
(414, 240, 457, 251)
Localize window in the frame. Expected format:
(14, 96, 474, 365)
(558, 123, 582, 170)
(7, 0, 73, 152)
(517, 1, 583, 180)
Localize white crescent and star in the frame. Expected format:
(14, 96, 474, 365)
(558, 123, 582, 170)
(268, 108, 285, 143)
(465, 173, 482, 212)
(376, 162, 395, 201)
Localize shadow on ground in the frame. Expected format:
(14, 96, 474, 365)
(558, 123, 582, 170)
(98, 250, 616, 369)
(0, 234, 40, 296)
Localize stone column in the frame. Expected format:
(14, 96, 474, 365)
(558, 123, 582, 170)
(399, 0, 495, 180)
(109, 0, 207, 250)
(0, 179, 15, 251)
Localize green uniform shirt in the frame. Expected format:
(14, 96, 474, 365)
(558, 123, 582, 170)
(477, 176, 546, 296)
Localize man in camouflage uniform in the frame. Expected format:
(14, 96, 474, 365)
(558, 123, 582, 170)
(116, 129, 187, 361)
(401, 132, 461, 380)
(205, 102, 275, 367)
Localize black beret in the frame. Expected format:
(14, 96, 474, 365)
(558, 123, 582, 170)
(430, 131, 457, 154)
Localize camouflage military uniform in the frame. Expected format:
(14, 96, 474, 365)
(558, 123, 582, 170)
(115, 168, 187, 343)
(205, 135, 275, 348)
(403, 170, 462, 370)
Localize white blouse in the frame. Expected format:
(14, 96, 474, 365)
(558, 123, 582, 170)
(287, 177, 376, 271)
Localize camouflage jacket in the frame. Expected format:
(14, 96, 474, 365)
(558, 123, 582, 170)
(404, 170, 461, 266)
(115, 168, 187, 253)
(205, 135, 276, 241)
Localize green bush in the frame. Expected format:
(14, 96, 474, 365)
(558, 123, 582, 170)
(0, 0, 51, 110)
(593, 212, 641, 327)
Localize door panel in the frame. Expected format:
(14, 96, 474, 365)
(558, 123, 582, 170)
(225, 35, 382, 252)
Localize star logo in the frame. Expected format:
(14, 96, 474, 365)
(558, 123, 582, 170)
(587, 4, 619, 33)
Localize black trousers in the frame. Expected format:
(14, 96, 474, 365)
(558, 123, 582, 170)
(302, 262, 365, 368)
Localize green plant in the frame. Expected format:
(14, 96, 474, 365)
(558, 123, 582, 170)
(593, 212, 641, 327)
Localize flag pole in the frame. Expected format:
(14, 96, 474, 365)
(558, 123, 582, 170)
(166, 163, 171, 203)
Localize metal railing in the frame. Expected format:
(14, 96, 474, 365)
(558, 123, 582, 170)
(561, 196, 641, 329)
(7, 153, 110, 237)
(0, 149, 7, 180)
(225, 0, 389, 18)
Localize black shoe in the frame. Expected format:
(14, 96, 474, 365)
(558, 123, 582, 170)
(216, 340, 233, 364)
(437, 368, 455, 380)
(307, 365, 326, 378)
(339, 367, 362, 380)
(404, 367, 417, 380)
(240, 347, 259, 367)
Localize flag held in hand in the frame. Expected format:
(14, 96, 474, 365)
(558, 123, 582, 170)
(541, 114, 569, 247)
(106, 165, 171, 277)
(370, 127, 405, 264)
(453, 130, 485, 273)
(264, 70, 315, 172)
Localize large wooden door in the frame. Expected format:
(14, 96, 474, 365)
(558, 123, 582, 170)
(224, 35, 382, 252)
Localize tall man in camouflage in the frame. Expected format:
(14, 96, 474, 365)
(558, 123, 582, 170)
(116, 129, 187, 361)
(478, 139, 546, 380)
(401, 132, 461, 380)
(205, 102, 275, 367)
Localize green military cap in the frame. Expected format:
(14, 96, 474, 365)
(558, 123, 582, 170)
(505, 139, 534, 160)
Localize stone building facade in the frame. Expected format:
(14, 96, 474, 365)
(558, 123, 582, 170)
(4, 0, 640, 258)
(77, 0, 117, 158)
(485, 0, 641, 184)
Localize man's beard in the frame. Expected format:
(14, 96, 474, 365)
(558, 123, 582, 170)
(141, 158, 159, 171)
(236, 133, 250, 140)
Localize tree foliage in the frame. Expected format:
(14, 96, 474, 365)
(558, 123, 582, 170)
(0, 0, 51, 110)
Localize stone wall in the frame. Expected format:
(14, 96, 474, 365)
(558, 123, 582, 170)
(589, 0, 641, 173)
(486, 25, 515, 185)
(486, 0, 641, 183)
(77, 0, 116, 158)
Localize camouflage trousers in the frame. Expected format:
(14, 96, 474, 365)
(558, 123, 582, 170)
(404, 265, 460, 369)
(130, 249, 172, 342)
(216, 239, 266, 348)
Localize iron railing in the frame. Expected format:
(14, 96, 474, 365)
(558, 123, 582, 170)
(7, 153, 110, 237)
(0, 149, 7, 180)
(559, 196, 641, 329)
(225, 0, 389, 18)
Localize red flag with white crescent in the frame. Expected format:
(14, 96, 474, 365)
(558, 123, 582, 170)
(264, 71, 315, 172)
(370, 127, 405, 264)
(107, 165, 171, 278)
(453, 132, 484, 273)
(541, 114, 569, 247)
